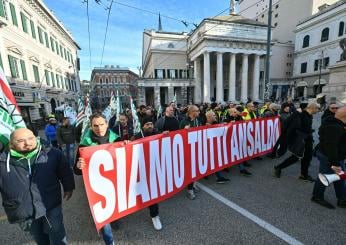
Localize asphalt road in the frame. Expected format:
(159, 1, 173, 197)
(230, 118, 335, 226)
(1, 112, 345, 245)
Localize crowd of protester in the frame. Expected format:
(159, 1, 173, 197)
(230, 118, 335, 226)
(0, 96, 345, 245)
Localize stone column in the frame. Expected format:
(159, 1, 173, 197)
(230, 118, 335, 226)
(276, 85, 282, 100)
(194, 58, 202, 104)
(168, 86, 174, 103)
(252, 54, 260, 101)
(154, 86, 160, 108)
(203, 51, 211, 103)
(228, 53, 236, 102)
(241, 54, 248, 102)
(291, 87, 295, 99)
(303, 86, 308, 99)
(216, 52, 224, 103)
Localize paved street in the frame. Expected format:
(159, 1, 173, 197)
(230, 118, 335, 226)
(1, 113, 345, 245)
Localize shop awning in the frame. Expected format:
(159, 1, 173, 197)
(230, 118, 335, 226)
(296, 81, 307, 87)
(17, 102, 40, 108)
(313, 79, 327, 85)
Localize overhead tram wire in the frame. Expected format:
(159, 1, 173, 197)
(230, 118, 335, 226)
(85, 0, 92, 70)
(100, 0, 114, 67)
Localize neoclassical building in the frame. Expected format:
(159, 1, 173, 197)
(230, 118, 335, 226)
(137, 14, 268, 107)
(0, 0, 80, 122)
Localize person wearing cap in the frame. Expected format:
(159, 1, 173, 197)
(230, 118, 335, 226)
(57, 117, 76, 167)
(45, 117, 58, 147)
(133, 116, 163, 231)
(263, 103, 280, 118)
(0, 128, 74, 244)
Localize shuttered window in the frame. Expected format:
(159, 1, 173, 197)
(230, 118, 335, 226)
(32, 65, 40, 83)
(20, 12, 28, 33)
(9, 3, 18, 26)
(8, 55, 19, 78)
(45, 70, 50, 86)
(30, 20, 36, 39)
(51, 72, 55, 87)
(20, 60, 27, 80)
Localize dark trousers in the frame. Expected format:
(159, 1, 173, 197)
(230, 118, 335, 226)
(187, 183, 194, 190)
(312, 151, 346, 200)
(276, 140, 313, 176)
(149, 204, 159, 217)
(272, 134, 288, 157)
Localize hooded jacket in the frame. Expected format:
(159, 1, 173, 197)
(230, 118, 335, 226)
(0, 144, 75, 224)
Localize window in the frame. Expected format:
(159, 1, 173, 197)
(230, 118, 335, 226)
(45, 70, 50, 86)
(323, 57, 329, 68)
(8, 55, 19, 78)
(275, 13, 278, 18)
(321, 28, 329, 42)
(56, 42, 59, 55)
(56, 74, 60, 88)
(0, 52, 3, 69)
(59, 45, 63, 58)
(155, 69, 164, 79)
(50, 37, 55, 52)
(51, 72, 55, 87)
(300, 62, 307, 73)
(37, 26, 44, 44)
(20, 60, 27, 80)
(30, 20, 36, 39)
(0, 0, 5, 18)
(32, 65, 40, 83)
(64, 78, 68, 90)
(44, 32, 49, 48)
(314, 59, 320, 71)
(302, 35, 310, 48)
(9, 3, 18, 26)
(339, 21, 345, 37)
(168, 69, 176, 79)
(20, 12, 28, 33)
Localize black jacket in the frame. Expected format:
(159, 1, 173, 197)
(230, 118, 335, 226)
(0, 146, 75, 224)
(321, 109, 335, 122)
(155, 116, 180, 133)
(56, 125, 76, 145)
(318, 116, 346, 166)
(112, 122, 134, 140)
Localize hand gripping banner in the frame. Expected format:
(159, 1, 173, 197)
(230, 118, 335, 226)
(79, 117, 280, 231)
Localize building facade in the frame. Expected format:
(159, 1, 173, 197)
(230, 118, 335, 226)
(80, 79, 90, 96)
(238, 0, 339, 100)
(90, 66, 139, 110)
(0, 0, 80, 123)
(292, 0, 346, 99)
(138, 14, 268, 107)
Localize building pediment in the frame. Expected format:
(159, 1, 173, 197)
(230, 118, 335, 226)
(7, 46, 23, 56)
(29, 56, 40, 63)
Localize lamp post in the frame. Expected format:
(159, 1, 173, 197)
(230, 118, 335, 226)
(264, 0, 273, 101)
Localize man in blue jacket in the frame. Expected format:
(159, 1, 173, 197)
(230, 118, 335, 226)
(0, 128, 75, 244)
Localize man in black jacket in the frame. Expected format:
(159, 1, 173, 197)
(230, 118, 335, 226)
(155, 105, 180, 133)
(134, 116, 163, 231)
(321, 102, 338, 122)
(112, 113, 134, 140)
(0, 128, 75, 244)
(311, 107, 346, 209)
(57, 117, 76, 167)
(273, 102, 320, 181)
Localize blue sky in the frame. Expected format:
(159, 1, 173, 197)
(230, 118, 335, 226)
(44, 0, 231, 80)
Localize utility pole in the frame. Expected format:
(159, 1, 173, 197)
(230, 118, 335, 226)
(264, 0, 273, 100)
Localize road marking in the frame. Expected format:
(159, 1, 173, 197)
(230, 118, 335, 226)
(0, 215, 7, 221)
(197, 183, 304, 245)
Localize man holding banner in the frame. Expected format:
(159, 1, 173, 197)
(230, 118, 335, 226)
(179, 105, 201, 200)
(133, 116, 163, 231)
(75, 112, 121, 245)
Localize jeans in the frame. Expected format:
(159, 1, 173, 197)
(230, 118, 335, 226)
(101, 224, 114, 245)
(29, 205, 67, 245)
(312, 151, 346, 201)
(62, 144, 76, 167)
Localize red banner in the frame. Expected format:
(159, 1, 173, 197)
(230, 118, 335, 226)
(79, 117, 280, 231)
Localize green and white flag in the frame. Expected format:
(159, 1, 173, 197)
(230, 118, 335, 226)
(64, 105, 77, 124)
(130, 96, 142, 136)
(0, 68, 26, 145)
